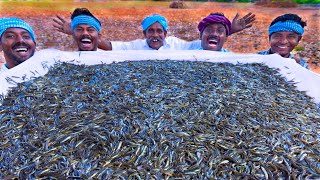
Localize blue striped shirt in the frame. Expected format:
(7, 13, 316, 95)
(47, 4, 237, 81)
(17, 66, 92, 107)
(257, 49, 309, 69)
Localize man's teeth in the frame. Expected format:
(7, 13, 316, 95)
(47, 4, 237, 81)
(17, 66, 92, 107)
(15, 47, 27, 52)
(81, 38, 92, 43)
(277, 46, 287, 49)
(209, 39, 218, 44)
(152, 39, 159, 42)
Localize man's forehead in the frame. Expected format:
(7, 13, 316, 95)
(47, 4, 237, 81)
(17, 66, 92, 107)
(206, 23, 226, 28)
(147, 22, 164, 30)
(76, 24, 95, 29)
(272, 31, 299, 35)
(4, 27, 30, 33)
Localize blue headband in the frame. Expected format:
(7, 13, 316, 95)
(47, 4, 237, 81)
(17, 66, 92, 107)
(0, 17, 36, 42)
(71, 15, 101, 32)
(268, 20, 304, 36)
(141, 14, 168, 31)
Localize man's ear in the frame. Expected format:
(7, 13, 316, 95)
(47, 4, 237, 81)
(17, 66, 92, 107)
(298, 35, 302, 42)
(164, 31, 167, 38)
(143, 31, 147, 38)
(223, 36, 228, 43)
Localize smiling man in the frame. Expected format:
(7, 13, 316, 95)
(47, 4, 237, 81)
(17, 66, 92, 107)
(54, 12, 255, 51)
(257, 14, 309, 69)
(0, 17, 36, 72)
(198, 13, 231, 52)
(71, 8, 101, 51)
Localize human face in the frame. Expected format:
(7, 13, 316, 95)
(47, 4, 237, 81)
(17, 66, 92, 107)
(0, 28, 36, 69)
(72, 24, 100, 51)
(143, 22, 167, 50)
(200, 23, 228, 51)
(269, 31, 301, 58)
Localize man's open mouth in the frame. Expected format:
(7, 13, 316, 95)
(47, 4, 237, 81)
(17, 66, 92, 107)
(208, 39, 218, 45)
(276, 45, 289, 49)
(81, 38, 92, 44)
(14, 47, 28, 52)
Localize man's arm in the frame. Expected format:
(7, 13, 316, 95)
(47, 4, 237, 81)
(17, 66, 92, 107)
(98, 39, 112, 50)
(230, 12, 255, 34)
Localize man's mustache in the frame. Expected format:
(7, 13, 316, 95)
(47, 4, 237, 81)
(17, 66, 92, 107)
(12, 42, 30, 49)
(149, 37, 162, 42)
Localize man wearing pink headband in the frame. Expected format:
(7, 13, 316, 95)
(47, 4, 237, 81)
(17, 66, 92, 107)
(198, 13, 231, 52)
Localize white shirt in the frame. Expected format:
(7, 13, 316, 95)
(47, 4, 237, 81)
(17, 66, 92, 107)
(111, 36, 201, 50)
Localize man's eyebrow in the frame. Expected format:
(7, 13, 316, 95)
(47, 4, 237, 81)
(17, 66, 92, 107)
(3, 30, 15, 34)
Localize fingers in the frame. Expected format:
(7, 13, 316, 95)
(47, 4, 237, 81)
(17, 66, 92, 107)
(233, 12, 240, 21)
(242, 12, 253, 19)
(53, 19, 62, 26)
(54, 28, 64, 33)
(239, 13, 255, 27)
(52, 15, 71, 34)
(52, 24, 64, 33)
(56, 15, 66, 23)
(53, 15, 68, 25)
(245, 24, 253, 29)
(243, 13, 256, 24)
(52, 18, 63, 32)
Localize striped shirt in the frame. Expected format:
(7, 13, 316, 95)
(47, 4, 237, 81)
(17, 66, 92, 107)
(0, 64, 8, 73)
(257, 49, 309, 69)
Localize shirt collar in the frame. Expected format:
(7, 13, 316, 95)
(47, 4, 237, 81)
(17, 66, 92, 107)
(199, 47, 229, 52)
(267, 48, 293, 58)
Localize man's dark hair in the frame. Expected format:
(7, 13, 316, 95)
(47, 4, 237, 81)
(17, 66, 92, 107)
(270, 13, 306, 28)
(71, 8, 101, 25)
(209, 12, 225, 17)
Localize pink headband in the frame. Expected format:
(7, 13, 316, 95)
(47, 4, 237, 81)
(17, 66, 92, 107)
(198, 14, 231, 36)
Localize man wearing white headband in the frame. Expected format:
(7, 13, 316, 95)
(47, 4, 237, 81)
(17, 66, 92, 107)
(258, 14, 309, 69)
(53, 12, 255, 51)
(70, 8, 101, 51)
(0, 17, 36, 72)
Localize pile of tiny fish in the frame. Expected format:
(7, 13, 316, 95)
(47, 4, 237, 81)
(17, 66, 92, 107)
(0, 60, 319, 179)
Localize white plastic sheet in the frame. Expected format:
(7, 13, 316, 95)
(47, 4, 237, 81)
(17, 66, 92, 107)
(1, 49, 320, 103)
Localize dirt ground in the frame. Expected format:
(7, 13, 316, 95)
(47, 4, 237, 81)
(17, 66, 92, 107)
(0, 2, 319, 74)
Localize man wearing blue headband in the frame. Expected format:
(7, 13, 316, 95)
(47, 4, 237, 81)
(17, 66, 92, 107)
(0, 17, 36, 72)
(257, 14, 309, 69)
(53, 12, 255, 50)
(70, 8, 101, 51)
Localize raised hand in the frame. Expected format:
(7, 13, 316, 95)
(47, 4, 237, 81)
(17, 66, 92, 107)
(231, 12, 256, 34)
(53, 15, 73, 35)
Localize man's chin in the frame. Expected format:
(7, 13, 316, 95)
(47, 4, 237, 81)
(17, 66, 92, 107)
(148, 42, 163, 50)
(205, 47, 220, 51)
(14, 55, 32, 63)
(79, 46, 96, 51)
(275, 50, 290, 57)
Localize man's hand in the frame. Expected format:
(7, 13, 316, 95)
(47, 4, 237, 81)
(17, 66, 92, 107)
(53, 15, 73, 35)
(231, 12, 256, 34)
